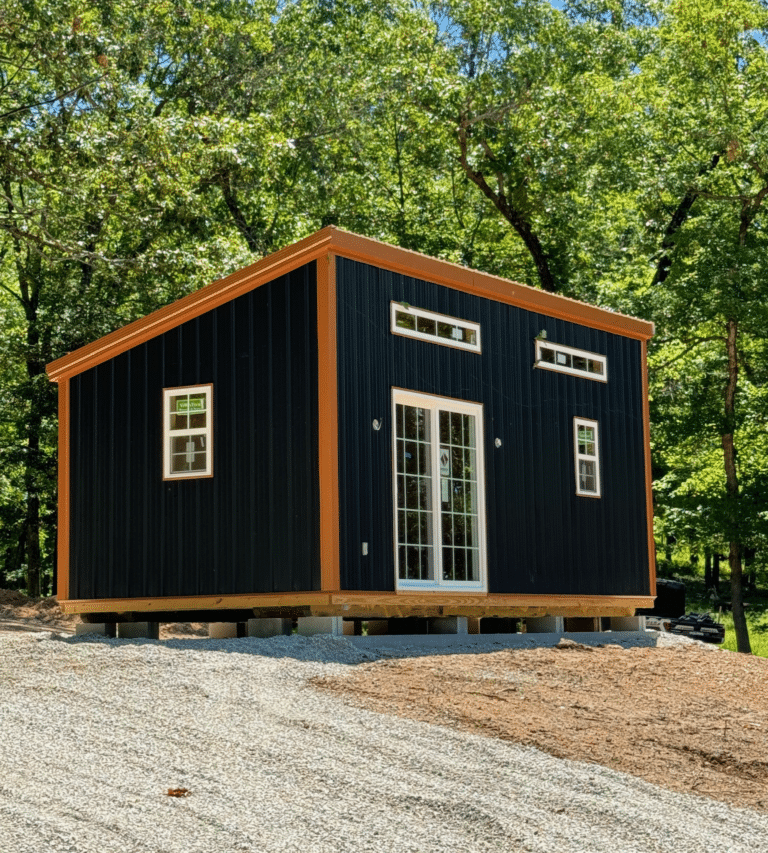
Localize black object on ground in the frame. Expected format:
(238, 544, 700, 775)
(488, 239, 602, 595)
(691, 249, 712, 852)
(667, 612, 725, 644)
(637, 578, 686, 617)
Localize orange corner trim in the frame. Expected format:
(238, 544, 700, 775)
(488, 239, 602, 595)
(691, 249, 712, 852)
(641, 341, 656, 596)
(57, 379, 70, 601)
(317, 253, 340, 592)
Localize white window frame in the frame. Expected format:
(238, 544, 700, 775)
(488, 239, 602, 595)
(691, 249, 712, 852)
(392, 388, 487, 592)
(535, 339, 607, 382)
(390, 302, 481, 353)
(574, 417, 601, 498)
(163, 384, 213, 480)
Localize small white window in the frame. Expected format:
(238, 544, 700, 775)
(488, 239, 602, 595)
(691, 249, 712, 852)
(391, 302, 481, 353)
(535, 339, 607, 382)
(574, 417, 600, 497)
(163, 384, 213, 479)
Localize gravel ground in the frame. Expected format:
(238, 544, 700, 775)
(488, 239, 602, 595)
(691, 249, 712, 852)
(2, 632, 767, 853)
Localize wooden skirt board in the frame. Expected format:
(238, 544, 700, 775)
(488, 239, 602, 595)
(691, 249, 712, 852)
(62, 591, 654, 622)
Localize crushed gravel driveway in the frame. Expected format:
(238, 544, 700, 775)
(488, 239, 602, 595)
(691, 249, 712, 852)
(2, 632, 767, 853)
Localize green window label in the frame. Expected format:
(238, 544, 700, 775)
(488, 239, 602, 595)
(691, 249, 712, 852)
(176, 397, 204, 413)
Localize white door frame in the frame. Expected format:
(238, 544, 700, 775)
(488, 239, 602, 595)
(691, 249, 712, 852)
(391, 388, 487, 592)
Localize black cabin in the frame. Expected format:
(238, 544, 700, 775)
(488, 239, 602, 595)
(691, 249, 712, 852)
(47, 227, 656, 623)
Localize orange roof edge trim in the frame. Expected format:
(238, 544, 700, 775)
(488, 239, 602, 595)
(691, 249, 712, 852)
(46, 226, 654, 382)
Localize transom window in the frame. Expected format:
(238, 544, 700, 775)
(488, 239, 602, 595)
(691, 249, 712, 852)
(391, 302, 481, 352)
(574, 417, 601, 497)
(163, 384, 213, 479)
(535, 339, 607, 382)
(392, 389, 486, 590)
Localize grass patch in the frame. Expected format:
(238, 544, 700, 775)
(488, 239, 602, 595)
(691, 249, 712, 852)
(716, 607, 768, 656)
(656, 554, 768, 657)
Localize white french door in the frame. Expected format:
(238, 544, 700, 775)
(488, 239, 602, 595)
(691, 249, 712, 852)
(392, 389, 486, 591)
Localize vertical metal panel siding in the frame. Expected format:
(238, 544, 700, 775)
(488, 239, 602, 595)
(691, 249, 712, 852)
(335, 258, 650, 596)
(69, 263, 320, 600)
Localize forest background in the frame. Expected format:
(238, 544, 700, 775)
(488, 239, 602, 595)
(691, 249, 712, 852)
(2, 0, 766, 652)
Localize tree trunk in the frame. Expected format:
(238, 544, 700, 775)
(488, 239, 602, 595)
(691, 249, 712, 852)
(664, 533, 675, 565)
(456, 125, 557, 293)
(704, 547, 712, 590)
(24, 493, 41, 598)
(713, 552, 721, 593)
(743, 547, 756, 592)
(651, 154, 720, 286)
(12, 243, 45, 598)
(722, 318, 751, 653)
(22, 363, 44, 598)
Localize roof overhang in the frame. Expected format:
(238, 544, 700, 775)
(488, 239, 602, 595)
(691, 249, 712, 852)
(46, 226, 654, 383)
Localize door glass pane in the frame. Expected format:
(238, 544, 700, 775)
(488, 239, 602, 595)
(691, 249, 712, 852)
(442, 513, 453, 545)
(454, 548, 467, 582)
(451, 411, 462, 445)
(406, 546, 423, 580)
(438, 408, 480, 582)
(404, 441, 418, 474)
(439, 410, 449, 444)
(443, 547, 454, 581)
(396, 397, 482, 586)
(396, 404, 433, 581)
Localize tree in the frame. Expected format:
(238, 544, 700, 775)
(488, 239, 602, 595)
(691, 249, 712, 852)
(0, 0, 257, 593)
(634, 0, 768, 653)
(416, 0, 652, 294)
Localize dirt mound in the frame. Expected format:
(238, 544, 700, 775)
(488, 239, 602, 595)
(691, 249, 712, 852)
(0, 588, 76, 632)
(314, 643, 768, 814)
(0, 591, 211, 638)
(0, 589, 31, 606)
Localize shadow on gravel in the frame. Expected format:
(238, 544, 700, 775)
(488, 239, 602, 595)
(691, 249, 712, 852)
(43, 630, 675, 664)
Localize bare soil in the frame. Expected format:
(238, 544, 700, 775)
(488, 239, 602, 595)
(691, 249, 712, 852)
(3, 590, 766, 814)
(313, 639, 768, 813)
(0, 589, 207, 639)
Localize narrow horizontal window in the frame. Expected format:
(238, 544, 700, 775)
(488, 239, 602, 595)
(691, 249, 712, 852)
(391, 302, 481, 353)
(163, 384, 213, 479)
(535, 339, 607, 382)
(574, 417, 601, 497)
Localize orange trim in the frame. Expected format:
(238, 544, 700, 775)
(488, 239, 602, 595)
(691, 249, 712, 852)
(328, 230, 654, 341)
(46, 229, 336, 383)
(641, 340, 657, 596)
(317, 253, 340, 592)
(57, 379, 70, 600)
(62, 592, 331, 614)
(59, 590, 653, 618)
(47, 227, 653, 383)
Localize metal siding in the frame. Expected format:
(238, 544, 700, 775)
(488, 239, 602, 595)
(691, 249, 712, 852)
(336, 257, 650, 596)
(69, 262, 320, 599)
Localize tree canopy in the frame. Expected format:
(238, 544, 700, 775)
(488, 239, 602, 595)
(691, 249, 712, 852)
(2, 0, 767, 650)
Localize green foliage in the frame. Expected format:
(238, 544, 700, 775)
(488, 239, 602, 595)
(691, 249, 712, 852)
(0, 0, 767, 629)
